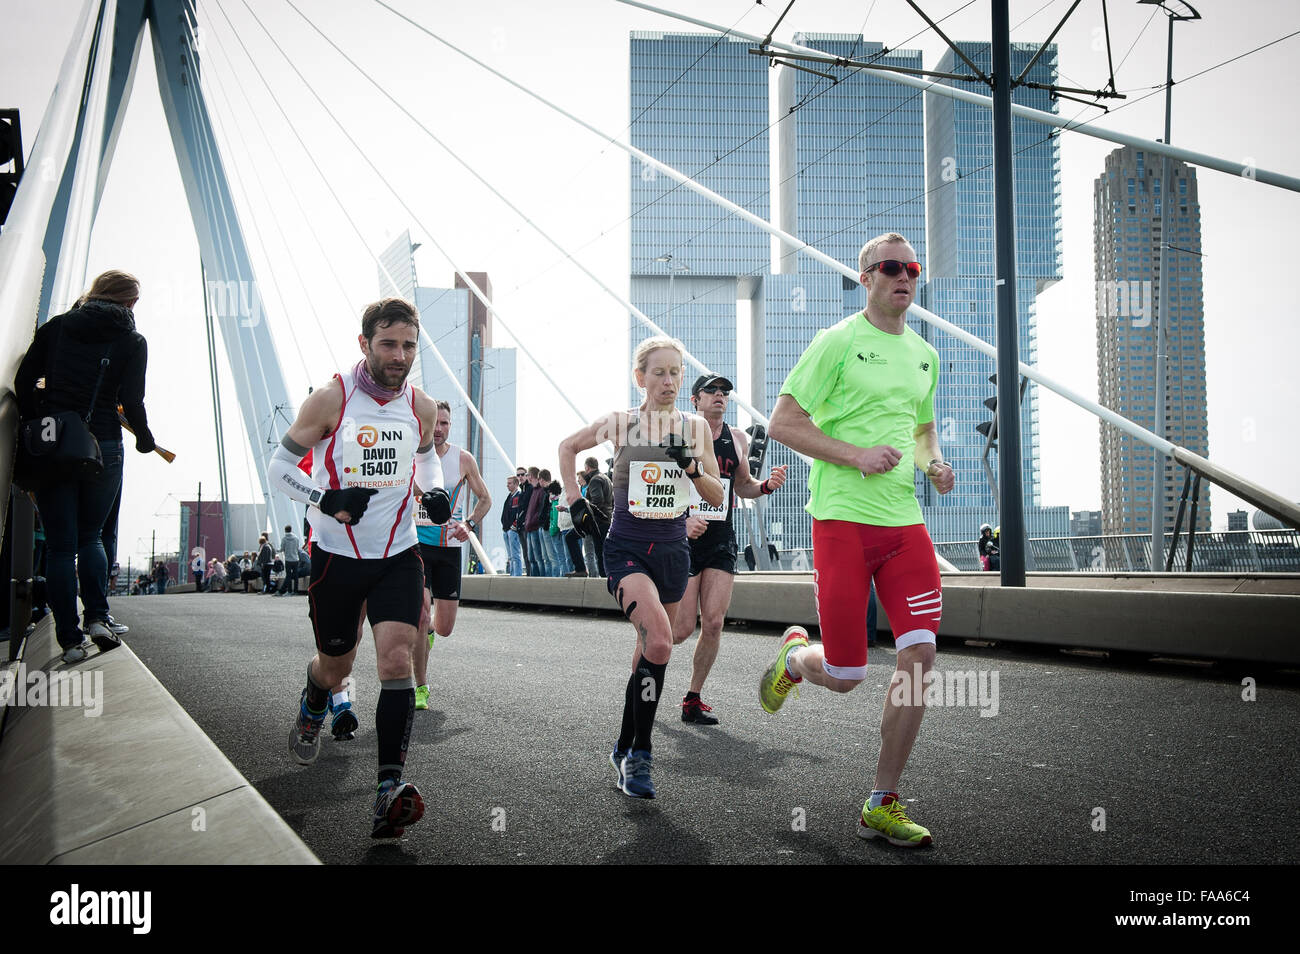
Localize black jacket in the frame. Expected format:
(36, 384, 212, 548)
(501, 488, 523, 532)
(15, 300, 153, 448)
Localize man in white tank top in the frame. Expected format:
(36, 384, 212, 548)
(411, 400, 491, 710)
(267, 298, 452, 839)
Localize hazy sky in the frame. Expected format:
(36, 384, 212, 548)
(4, 0, 1298, 567)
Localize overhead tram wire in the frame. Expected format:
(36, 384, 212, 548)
(371, 0, 1199, 452)
(175, 24, 287, 465)
(500, 0, 982, 300)
(220, 0, 599, 455)
(509, 0, 1165, 339)
(197, 2, 357, 372)
(283, 0, 783, 446)
(190, 27, 314, 390)
(221, 0, 525, 484)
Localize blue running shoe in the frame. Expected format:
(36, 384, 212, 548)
(371, 779, 425, 838)
(610, 747, 629, 790)
(620, 750, 656, 799)
(289, 690, 326, 765)
(329, 697, 358, 741)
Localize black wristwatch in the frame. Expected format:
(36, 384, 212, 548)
(466, 519, 478, 536)
(308, 488, 324, 508)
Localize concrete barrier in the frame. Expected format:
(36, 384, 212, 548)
(460, 574, 1300, 666)
(0, 616, 318, 864)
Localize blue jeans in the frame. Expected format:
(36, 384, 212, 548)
(34, 440, 123, 649)
(528, 528, 550, 576)
(546, 531, 569, 576)
(505, 529, 524, 576)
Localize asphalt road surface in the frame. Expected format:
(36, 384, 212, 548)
(119, 592, 1299, 866)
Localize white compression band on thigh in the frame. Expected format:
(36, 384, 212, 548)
(414, 445, 445, 494)
(895, 628, 938, 650)
(822, 659, 868, 680)
(268, 443, 322, 506)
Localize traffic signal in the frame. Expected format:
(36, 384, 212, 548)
(745, 423, 768, 474)
(976, 374, 999, 448)
(0, 108, 24, 226)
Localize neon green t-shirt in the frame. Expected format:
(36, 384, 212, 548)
(779, 313, 939, 526)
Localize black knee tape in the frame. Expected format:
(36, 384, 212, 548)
(616, 586, 638, 621)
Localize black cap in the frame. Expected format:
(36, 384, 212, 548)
(691, 373, 735, 397)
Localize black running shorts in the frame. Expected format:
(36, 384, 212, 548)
(307, 545, 425, 657)
(688, 528, 738, 578)
(604, 534, 691, 605)
(419, 543, 462, 601)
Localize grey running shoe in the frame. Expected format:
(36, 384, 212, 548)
(289, 691, 326, 765)
(102, 616, 129, 635)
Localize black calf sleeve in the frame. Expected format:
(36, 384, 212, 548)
(376, 680, 415, 784)
(616, 669, 637, 753)
(632, 656, 667, 754)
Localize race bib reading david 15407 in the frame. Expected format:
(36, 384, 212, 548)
(627, 461, 692, 519)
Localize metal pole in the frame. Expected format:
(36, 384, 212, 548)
(7, 490, 35, 662)
(1151, 12, 1175, 570)
(992, 1, 1025, 588)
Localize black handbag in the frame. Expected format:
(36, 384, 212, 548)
(14, 330, 112, 490)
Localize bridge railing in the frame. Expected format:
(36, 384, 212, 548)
(766, 531, 1300, 574)
(930, 531, 1300, 574)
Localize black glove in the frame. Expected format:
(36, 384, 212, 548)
(568, 497, 595, 538)
(420, 487, 452, 524)
(319, 487, 378, 525)
(661, 432, 697, 476)
(135, 430, 156, 454)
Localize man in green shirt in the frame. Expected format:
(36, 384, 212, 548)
(763, 232, 955, 847)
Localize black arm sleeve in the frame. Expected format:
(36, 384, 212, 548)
(118, 336, 151, 436)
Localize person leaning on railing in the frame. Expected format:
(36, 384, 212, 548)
(13, 269, 155, 663)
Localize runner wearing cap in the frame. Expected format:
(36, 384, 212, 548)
(670, 373, 787, 725)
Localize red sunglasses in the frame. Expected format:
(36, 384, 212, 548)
(865, 259, 922, 279)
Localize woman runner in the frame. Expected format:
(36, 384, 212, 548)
(558, 336, 723, 798)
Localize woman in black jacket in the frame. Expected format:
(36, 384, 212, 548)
(15, 270, 155, 663)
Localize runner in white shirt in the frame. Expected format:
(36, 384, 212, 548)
(267, 298, 451, 839)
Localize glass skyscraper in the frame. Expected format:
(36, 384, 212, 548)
(922, 42, 1068, 542)
(1094, 145, 1208, 535)
(628, 34, 1068, 553)
(629, 32, 768, 412)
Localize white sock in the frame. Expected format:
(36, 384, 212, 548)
(330, 690, 349, 707)
(785, 647, 804, 681)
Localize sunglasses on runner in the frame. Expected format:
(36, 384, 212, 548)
(865, 259, 922, 279)
(699, 385, 731, 395)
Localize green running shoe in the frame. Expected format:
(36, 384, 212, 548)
(759, 626, 809, 714)
(858, 797, 933, 847)
(415, 685, 430, 711)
